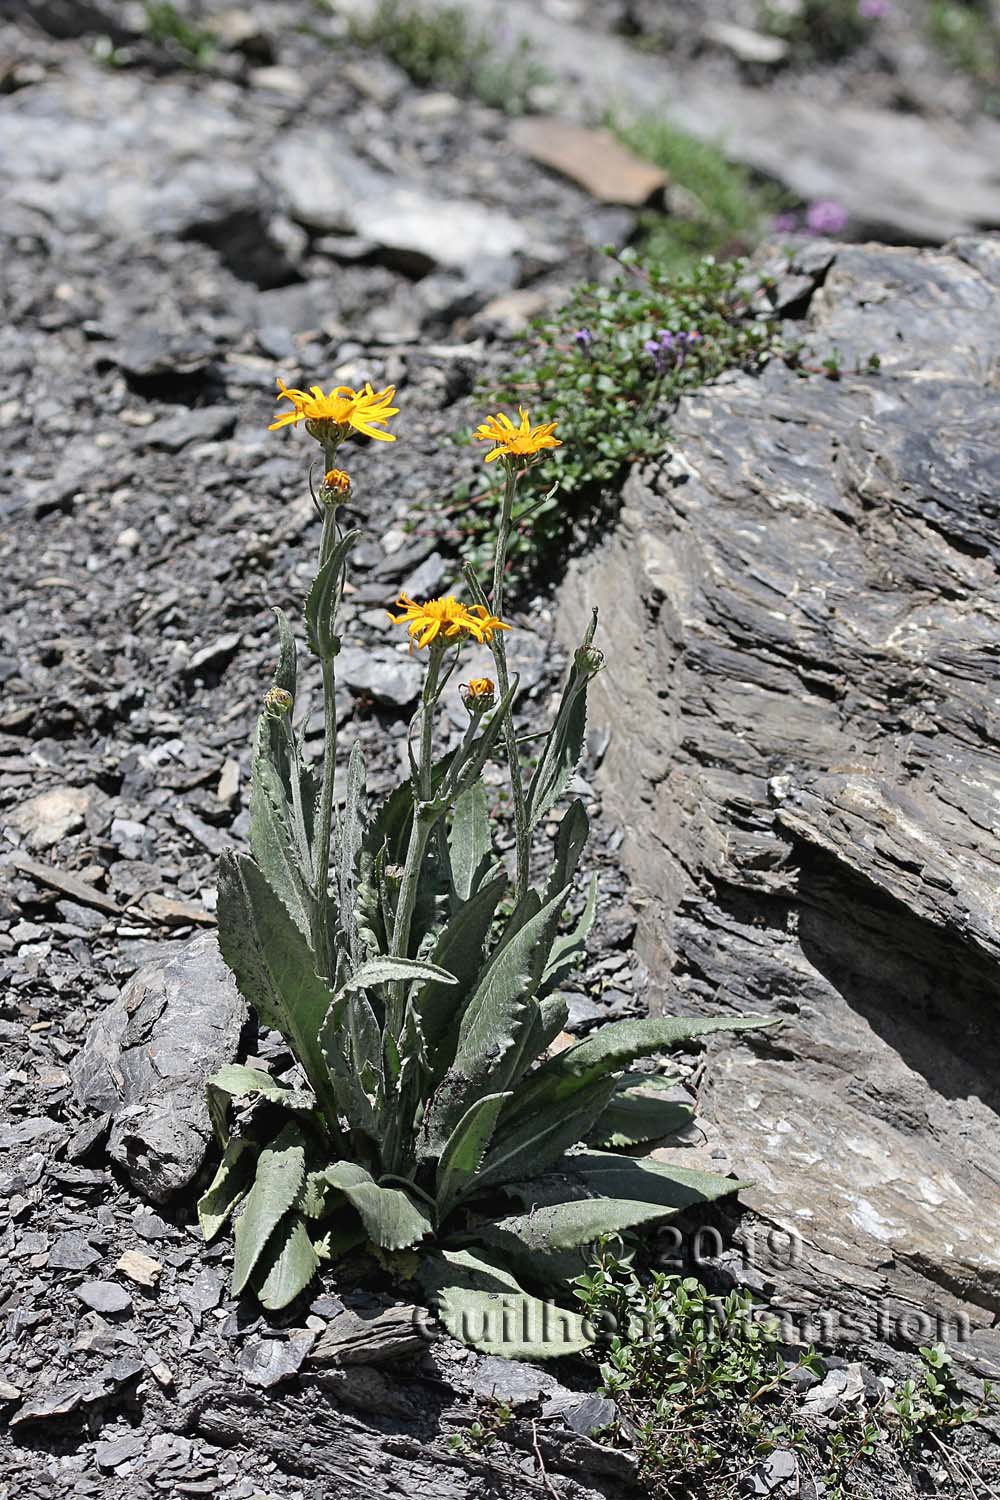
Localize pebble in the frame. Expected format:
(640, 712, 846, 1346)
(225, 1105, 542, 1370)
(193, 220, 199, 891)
(116, 1248, 163, 1287)
(76, 1281, 134, 1315)
(48, 1232, 102, 1271)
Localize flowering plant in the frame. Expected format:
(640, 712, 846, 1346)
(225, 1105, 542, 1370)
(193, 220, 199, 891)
(199, 379, 774, 1356)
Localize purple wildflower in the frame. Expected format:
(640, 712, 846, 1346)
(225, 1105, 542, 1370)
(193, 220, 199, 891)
(858, 0, 889, 18)
(806, 199, 848, 237)
(645, 328, 701, 375)
(574, 328, 594, 352)
(772, 210, 800, 234)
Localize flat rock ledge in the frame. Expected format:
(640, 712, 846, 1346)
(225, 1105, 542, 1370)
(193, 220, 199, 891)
(71, 933, 246, 1203)
(558, 236, 1000, 1383)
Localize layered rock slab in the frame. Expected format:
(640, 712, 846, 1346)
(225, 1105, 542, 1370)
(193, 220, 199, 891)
(558, 237, 1000, 1377)
(72, 934, 246, 1202)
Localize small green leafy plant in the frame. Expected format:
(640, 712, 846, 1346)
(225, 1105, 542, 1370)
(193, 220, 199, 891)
(434, 250, 782, 579)
(574, 1242, 822, 1490)
(929, 1, 1000, 111)
(142, 1, 216, 66)
(759, 0, 880, 60)
(446, 1397, 515, 1455)
(887, 1342, 995, 1447)
(613, 117, 782, 273)
(198, 373, 775, 1354)
(348, 0, 551, 114)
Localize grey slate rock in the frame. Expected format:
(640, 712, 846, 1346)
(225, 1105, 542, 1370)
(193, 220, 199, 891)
(76, 1281, 133, 1316)
(337, 646, 422, 708)
(540, 1392, 618, 1435)
(143, 406, 237, 453)
(95, 1434, 145, 1471)
(71, 933, 247, 1203)
(557, 236, 1000, 1384)
(49, 1232, 102, 1271)
(237, 1329, 315, 1388)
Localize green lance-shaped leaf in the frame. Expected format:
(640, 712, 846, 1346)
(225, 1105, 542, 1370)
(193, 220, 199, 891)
(318, 991, 380, 1138)
(272, 607, 297, 697)
(217, 850, 339, 1121)
(415, 872, 507, 1069)
(542, 799, 589, 908)
(209, 1063, 316, 1113)
(508, 1150, 752, 1216)
(338, 740, 366, 965)
(435, 1092, 510, 1218)
(325, 1162, 433, 1251)
(232, 1123, 307, 1294)
(537, 993, 570, 1053)
(448, 782, 493, 903)
(418, 1248, 590, 1360)
(526, 610, 600, 829)
(249, 608, 316, 924)
(540, 871, 598, 997)
(304, 527, 361, 659)
(478, 1199, 679, 1256)
(508, 1013, 781, 1124)
(420, 885, 570, 1157)
(254, 1211, 321, 1311)
(474, 1073, 618, 1191)
(340, 956, 458, 993)
(498, 1153, 751, 1219)
(479, 1146, 746, 1252)
(198, 1138, 258, 1243)
(249, 755, 316, 941)
(587, 1075, 694, 1149)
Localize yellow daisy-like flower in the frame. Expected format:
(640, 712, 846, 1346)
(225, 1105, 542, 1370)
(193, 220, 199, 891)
(474, 406, 561, 465)
(466, 677, 494, 697)
(269, 378, 399, 442)
(387, 594, 510, 652)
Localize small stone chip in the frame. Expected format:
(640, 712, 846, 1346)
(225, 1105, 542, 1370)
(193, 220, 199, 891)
(116, 1249, 162, 1287)
(76, 1281, 133, 1315)
(49, 1231, 102, 1270)
(145, 1356, 174, 1388)
(95, 1434, 145, 1470)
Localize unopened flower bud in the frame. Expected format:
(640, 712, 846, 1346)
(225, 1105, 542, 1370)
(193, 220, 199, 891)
(322, 468, 351, 499)
(264, 686, 293, 717)
(575, 645, 605, 679)
(460, 677, 496, 714)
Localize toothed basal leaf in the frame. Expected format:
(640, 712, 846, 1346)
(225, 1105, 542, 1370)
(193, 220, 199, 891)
(419, 1248, 590, 1360)
(232, 1124, 307, 1294)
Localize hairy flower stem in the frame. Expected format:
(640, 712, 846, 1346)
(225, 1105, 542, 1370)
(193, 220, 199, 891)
(490, 462, 529, 902)
(388, 650, 443, 1031)
(313, 499, 341, 976)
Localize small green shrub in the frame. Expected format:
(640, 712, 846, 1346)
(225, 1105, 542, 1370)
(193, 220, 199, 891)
(613, 117, 782, 273)
(573, 1241, 823, 1491)
(759, 0, 880, 60)
(348, 0, 550, 113)
(433, 250, 782, 581)
(142, 1, 216, 66)
(929, 1, 1000, 110)
(887, 1342, 995, 1447)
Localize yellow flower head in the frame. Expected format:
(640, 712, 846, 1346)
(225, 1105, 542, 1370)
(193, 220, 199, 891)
(387, 594, 510, 652)
(269, 378, 399, 443)
(264, 686, 293, 717)
(474, 406, 561, 465)
(323, 468, 351, 495)
(461, 676, 496, 713)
